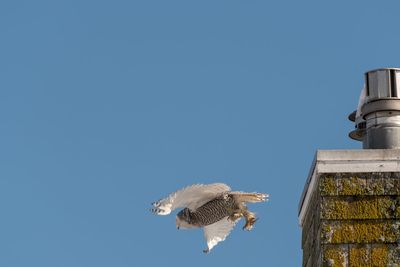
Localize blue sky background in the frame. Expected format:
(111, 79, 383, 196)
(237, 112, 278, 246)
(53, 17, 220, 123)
(1, 1, 400, 266)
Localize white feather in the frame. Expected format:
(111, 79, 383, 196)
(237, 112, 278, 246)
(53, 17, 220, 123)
(203, 217, 237, 253)
(151, 183, 231, 215)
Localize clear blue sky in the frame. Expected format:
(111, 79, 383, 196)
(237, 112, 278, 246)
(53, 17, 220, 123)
(1, 1, 400, 266)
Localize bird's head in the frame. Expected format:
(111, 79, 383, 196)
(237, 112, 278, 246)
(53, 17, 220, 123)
(176, 208, 196, 230)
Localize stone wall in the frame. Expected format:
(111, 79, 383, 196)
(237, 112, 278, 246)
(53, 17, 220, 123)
(301, 172, 400, 267)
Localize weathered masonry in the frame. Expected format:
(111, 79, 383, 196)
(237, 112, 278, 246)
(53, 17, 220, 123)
(299, 69, 400, 267)
(299, 150, 400, 266)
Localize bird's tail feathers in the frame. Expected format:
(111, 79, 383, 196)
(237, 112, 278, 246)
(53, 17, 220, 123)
(230, 192, 269, 203)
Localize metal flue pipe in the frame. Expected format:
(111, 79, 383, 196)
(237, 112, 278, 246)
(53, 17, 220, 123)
(349, 68, 400, 149)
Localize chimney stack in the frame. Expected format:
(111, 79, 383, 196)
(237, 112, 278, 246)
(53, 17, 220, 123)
(299, 69, 400, 266)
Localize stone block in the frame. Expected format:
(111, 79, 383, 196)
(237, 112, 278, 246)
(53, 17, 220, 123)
(320, 175, 337, 196)
(370, 245, 389, 267)
(319, 172, 400, 197)
(349, 245, 370, 267)
(387, 244, 400, 266)
(396, 201, 400, 218)
(367, 177, 400, 195)
(321, 196, 399, 220)
(337, 176, 368, 196)
(322, 245, 348, 267)
(321, 221, 400, 244)
(347, 244, 398, 267)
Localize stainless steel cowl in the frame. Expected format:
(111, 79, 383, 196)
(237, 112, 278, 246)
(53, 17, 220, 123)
(349, 68, 400, 149)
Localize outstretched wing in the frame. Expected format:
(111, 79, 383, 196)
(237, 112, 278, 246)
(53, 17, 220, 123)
(151, 183, 231, 215)
(203, 217, 238, 253)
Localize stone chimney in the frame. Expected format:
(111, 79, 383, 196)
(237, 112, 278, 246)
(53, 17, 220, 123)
(298, 69, 400, 266)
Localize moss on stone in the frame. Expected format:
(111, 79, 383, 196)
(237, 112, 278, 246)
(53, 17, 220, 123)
(321, 197, 378, 220)
(320, 173, 400, 196)
(323, 246, 348, 267)
(395, 197, 400, 218)
(321, 196, 399, 220)
(370, 245, 389, 266)
(388, 244, 400, 265)
(382, 176, 400, 195)
(392, 179, 400, 195)
(382, 221, 400, 242)
(322, 221, 400, 244)
(341, 222, 380, 243)
(396, 204, 400, 218)
(320, 175, 337, 196)
(367, 178, 386, 195)
(302, 172, 400, 267)
(376, 197, 397, 218)
(349, 245, 370, 267)
(338, 176, 368, 196)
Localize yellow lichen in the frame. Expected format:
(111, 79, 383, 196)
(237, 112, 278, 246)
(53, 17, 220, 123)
(376, 197, 396, 218)
(371, 246, 389, 267)
(326, 221, 385, 244)
(322, 196, 400, 220)
(339, 176, 367, 195)
(320, 175, 337, 196)
(321, 198, 379, 220)
(367, 178, 385, 195)
(323, 246, 348, 267)
(382, 221, 400, 242)
(395, 197, 400, 218)
(349, 246, 370, 267)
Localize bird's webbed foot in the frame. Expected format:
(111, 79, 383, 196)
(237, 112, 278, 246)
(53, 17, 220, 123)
(203, 248, 209, 254)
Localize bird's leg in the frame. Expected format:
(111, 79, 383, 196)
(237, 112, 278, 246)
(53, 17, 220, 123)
(242, 210, 258, 231)
(228, 210, 243, 222)
(203, 248, 209, 254)
(226, 207, 243, 222)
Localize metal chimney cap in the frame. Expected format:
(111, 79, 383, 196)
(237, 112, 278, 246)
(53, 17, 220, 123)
(366, 67, 400, 73)
(349, 68, 400, 149)
(348, 110, 356, 122)
(361, 99, 400, 118)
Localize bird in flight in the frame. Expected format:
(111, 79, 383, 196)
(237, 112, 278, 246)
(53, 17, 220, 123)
(150, 183, 269, 253)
